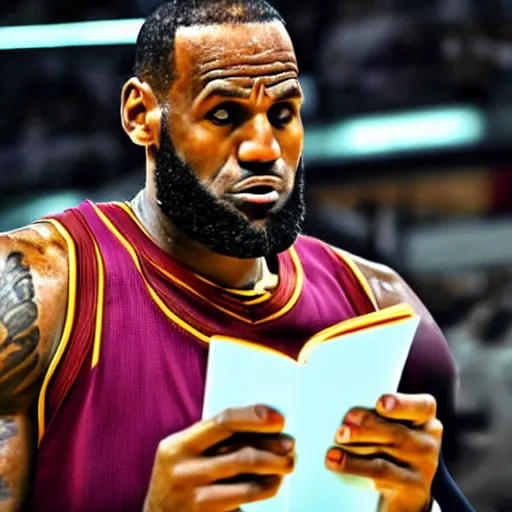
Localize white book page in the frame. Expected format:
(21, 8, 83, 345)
(202, 337, 300, 512)
(288, 316, 420, 511)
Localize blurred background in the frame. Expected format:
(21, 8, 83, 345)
(2, 0, 512, 509)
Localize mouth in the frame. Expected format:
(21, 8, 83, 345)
(226, 177, 282, 206)
(227, 186, 280, 205)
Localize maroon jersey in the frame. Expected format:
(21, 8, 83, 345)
(30, 201, 454, 512)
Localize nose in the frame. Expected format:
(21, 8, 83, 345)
(237, 114, 282, 167)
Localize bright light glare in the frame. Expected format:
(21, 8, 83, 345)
(0, 19, 144, 50)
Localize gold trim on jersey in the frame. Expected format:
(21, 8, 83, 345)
(91, 204, 211, 343)
(329, 246, 379, 310)
(35, 219, 78, 445)
(210, 303, 415, 365)
(100, 203, 304, 326)
(297, 303, 411, 364)
(91, 235, 105, 369)
(118, 202, 279, 302)
(252, 247, 303, 323)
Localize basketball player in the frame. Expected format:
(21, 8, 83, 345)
(0, 1, 473, 511)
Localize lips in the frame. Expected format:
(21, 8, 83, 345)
(229, 176, 282, 194)
(227, 176, 282, 205)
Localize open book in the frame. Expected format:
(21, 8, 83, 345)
(202, 304, 420, 512)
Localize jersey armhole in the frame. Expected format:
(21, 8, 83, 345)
(325, 244, 379, 311)
(33, 219, 78, 445)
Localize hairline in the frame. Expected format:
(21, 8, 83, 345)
(176, 18, 286, 33)
(147, 19, 291, 101)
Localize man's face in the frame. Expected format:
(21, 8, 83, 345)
(153, 21, 306, 259)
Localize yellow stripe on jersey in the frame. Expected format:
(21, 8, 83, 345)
(90, 235, 105, 369)
(35, 219, 78, 445)
(329, 246, 379, 310)
(91, 203, 211, 343)
(111, 202, 304, 326)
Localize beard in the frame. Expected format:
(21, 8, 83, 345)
(153, 115, 305, 259)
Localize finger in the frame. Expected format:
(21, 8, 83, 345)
(336, 411, 442, 465)
(193, 475, 283, 511)
(176, 405, 285, 454)
(172, 446, 295, 486)
(343, 408, 443, 444)
(206, 433, 295, 457)
(375, 393, 437, 426)
(336, 432, 439, 464)
(325, 449, 421, 490)
(337, 409, 406, 447)
(342, 407, 376, 429)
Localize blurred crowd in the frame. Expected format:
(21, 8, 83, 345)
(419, 271, 512, 511)
(300, 0, 512, 116)
(0, 45, 136, 195)
(2, 0, 512, 194)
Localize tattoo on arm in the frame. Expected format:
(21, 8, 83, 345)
(0, 419, 17, 501)
(0, 253, 40, 396)
(0, 420, 16, 452)
(0, 481, 10, 501)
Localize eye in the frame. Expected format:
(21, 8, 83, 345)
(268, 103, 295, 128)
(206, 103, 244, 126)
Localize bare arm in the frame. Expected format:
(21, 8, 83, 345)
(347, 253, 458, 423)
(346, 252, 472, 510)
(0, 225, 69, 510)
(0, 416, 32, 512)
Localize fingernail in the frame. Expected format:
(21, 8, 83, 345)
(326, 448, 344, 465)
(286, 453, 297, 469)
(335, 426, 351, 444)
(255, 405, 284, 423)
(268, 409, 284, 424)
(281, 435, 295, 452)
(345, 411, 363, 427)
(380, 395, 396, 411)
(255, 405, 268, 419)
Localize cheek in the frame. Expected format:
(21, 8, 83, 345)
(278, 121, 304, 166)
(169, 116, 231, 179)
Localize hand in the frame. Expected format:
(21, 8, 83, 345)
(143, 405, 295, 512)
(325, 393, 442, 512)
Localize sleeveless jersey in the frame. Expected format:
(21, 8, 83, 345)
(30, 201, 449, 512)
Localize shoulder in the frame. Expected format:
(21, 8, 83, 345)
(295, 238, 432, 319)
(330, 247, 458, 416)
(0, 223, 69, 289)
(331, 247, 437, 325)
(0, 223, 70, 413)
(294, 236, 414, 302)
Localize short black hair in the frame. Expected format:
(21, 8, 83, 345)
(134, 0, 285, 100)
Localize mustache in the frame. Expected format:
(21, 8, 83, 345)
(153, 112, 305, 259)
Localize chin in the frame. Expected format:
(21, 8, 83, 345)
(234, 199, 283, 224)
(249, 218, 271, 229)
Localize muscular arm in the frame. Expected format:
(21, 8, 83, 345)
(0, 225, 69, 510)
(0, 416, 32, 512)
(347, 253, 474, 511)
(350, 256, 458, 426)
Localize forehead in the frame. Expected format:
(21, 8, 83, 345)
(173, 22, 298, 97)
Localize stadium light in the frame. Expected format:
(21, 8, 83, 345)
(0, 21, 486, 159)
(304, 107, 485, 162)
(0, 19, 144, 50)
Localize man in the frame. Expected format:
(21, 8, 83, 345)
(0, 1, 473, 511)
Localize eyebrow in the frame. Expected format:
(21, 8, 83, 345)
(195, 80, 304, 105)
(202, 85, 249, 101)
(271, 83, 303, 102)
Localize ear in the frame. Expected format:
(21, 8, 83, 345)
(121, 77, 161, 147)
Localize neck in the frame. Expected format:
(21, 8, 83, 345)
(131, 189, 265, 289)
